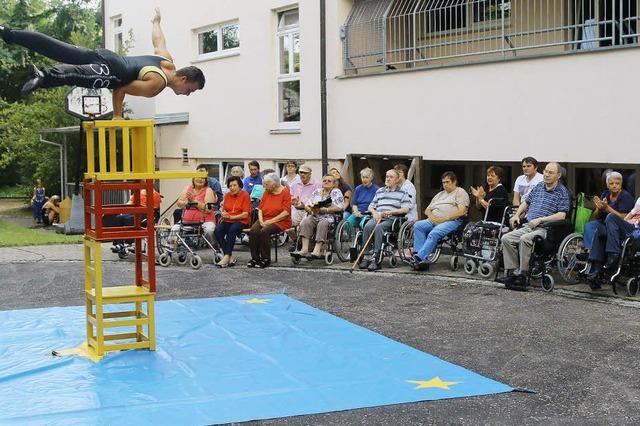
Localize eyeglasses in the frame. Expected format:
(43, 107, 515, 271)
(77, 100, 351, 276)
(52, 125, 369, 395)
(322, 179, 333, 183)
(300, 171, 310, 175)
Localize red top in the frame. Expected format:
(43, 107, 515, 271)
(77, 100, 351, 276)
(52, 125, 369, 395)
(181, 185, 215, 224)
(259, 186, 292, 230)
(222, 190, 251, 225)
(129, 190, 162, 209)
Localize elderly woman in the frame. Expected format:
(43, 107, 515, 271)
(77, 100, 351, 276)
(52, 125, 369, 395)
(294, 174, 344, 257)
(347, 167, 379, 228)
(584, 171, 634, 251)
(247, 172, 291, 268)
(470, 166, 508, 223)
(173, 167, 217, 242)
(214, 176, 251, 267)
(329, 167, 352, 214)
(230, 165, 244, 178)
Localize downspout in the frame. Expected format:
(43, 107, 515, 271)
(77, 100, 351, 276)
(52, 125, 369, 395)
(101, 0, 106, 48)
(320, 0, 328, 175)
(39, 135, 64, 199)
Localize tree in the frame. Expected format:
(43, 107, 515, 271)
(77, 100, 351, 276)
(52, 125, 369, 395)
(0, 0, 102, 195)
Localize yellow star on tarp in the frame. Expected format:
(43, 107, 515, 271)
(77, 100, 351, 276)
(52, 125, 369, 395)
(243, 298, 270, 304)
(406, 376, 461, 390)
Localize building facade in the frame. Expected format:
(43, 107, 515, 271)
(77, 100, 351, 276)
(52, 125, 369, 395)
(104, 0, 640, 212)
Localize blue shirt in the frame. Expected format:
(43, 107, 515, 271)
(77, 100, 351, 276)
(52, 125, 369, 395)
(207, 177, 223, 208)
(243, 174, 263, 194)
(352, 183, 379, 212)
(524, 182, 570, 222)
(600, 189, 634, 219)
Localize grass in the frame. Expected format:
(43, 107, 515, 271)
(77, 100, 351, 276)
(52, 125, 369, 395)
(0, 220, 84, 247)
(0, 185, 30, 198)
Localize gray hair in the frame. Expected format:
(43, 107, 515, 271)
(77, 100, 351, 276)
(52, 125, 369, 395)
(360, 167, 374, 180)
(262, 172, 280, 186)
(230, 166, 244, 176)
(607, 171, 623, 184)
(385, 169, 400, 178)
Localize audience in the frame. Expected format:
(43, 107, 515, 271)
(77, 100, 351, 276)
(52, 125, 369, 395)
(470, 166, 508, 223)
(411, 171, 469, 271)
(512, 157, 543, 206)
(498, 162, 570, 289)
(283, 160, 301, 187)
(173, 167, 217, 244)
(394, 164, 418, 222)
(214, 176, 251, 267)
(243, 160, 263, 194)
(289, 164, 320, 246)
(295, 174, 344, 257)
(359, 169, 411, 272)
(347, 167, 379, 229)
(329, 167, 352, 214)
(247, 173, 291, 268)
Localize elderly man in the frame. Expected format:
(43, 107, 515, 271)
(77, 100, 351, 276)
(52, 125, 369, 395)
(288, 164, 320, 248)
(498, 162, 570, 288)
(359, 169, 411, 272)
(411, 171, 469, 271)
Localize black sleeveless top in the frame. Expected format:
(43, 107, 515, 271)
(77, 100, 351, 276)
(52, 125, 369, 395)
(121, 55, 169, 87)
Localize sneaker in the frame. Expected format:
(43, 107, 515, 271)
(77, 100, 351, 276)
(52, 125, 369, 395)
(257, 259, 271, 268)
(414, 260, 430, 272)
(358, 258, 370, 269)
(367, 261, 381, 271)
(21, 64, 44, 97)
(247, 259, 259, 268)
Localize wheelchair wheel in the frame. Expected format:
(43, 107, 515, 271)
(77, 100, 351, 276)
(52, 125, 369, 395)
(117, 250, 128, 260)
(464, 259, 477, 275)
(334, 220, 354, 262)
(397, 221, 414, 263)
(478, 262, 495, 279)
(324, 251, 334, 266)
(158, 252, 171, 267)
(541, 274, 555, 292)
(557, 233, 586, 284)
(450, 255, 460, 271)
(427, 247, 441, 264)
(626, 277, 639, 297)
(190, 254, 203, 270)
(213, 252, 223, 264)
(388, 255, 398, 268)
(176, 252, 189, 266)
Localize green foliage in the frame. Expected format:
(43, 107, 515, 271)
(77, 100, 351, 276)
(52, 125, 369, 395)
(0, 0, 101, 193)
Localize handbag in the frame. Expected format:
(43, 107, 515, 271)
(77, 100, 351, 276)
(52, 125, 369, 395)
(574, 193, 593, 235)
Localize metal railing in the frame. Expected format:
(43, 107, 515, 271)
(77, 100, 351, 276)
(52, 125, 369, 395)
(342, 0, 639, 71)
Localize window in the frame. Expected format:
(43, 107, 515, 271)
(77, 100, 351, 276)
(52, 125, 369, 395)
(276, 8, 301, 128)
(223, 162, 245, 183)
(424, 0, 511, 34)
(112, 16, 123, 54)
(196, 21, 240, 59)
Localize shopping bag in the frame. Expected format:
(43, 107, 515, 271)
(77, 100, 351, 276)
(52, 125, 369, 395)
(574, 193, 592, 235)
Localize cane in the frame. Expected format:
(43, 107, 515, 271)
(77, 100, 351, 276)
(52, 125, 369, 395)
(350, 217, 379, 273)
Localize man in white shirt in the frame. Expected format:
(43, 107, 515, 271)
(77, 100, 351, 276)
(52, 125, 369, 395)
(512, 156, 543, 206)
(394, 164, 418, 222)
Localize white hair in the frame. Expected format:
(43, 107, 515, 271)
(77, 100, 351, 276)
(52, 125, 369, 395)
(262, 172, 280, 185)
(607, 171, 623, 184)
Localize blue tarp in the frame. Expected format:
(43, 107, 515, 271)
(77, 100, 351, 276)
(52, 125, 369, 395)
(0, 294, 512, 425)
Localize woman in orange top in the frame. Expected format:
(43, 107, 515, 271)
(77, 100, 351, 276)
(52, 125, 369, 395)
(248, 173, 291, 268)
(214, 176, 251, 267)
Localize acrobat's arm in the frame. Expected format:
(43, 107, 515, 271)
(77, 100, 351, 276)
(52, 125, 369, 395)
(151, 8, 173, 62)
(112, 78, 165, 119)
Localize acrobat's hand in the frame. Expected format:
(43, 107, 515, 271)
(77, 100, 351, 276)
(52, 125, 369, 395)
(112, 115, 124, 120)
(151, 7, 161, 24)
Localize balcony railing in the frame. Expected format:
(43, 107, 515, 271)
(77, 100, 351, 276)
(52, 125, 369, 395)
(342, 0, 639, 72)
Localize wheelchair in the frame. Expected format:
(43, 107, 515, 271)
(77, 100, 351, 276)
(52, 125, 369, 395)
(366, 215, 408, 268)
(497, 219, 575, 292)
(460, 204, 514, 279)
(157, 202, 222, 269)
(583, 232, 640, 297)
(110, 209, 160, 260)
(397, 217, 466, 271)
(290, 213, 354, 265)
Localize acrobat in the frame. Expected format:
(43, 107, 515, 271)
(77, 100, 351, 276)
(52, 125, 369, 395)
(0, 8, 204, 119)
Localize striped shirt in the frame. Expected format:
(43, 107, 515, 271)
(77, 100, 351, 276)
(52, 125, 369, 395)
(525, 181, 570, 222)
(368, 186, 412, 213)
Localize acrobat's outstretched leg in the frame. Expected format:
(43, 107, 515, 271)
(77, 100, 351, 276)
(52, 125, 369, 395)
(1, 25, 124, 95)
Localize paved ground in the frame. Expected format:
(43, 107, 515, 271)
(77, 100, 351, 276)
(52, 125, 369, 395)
(1, 242, 639, 425)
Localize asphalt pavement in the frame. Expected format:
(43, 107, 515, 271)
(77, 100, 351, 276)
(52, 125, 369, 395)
(1, 244, 639, 425)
